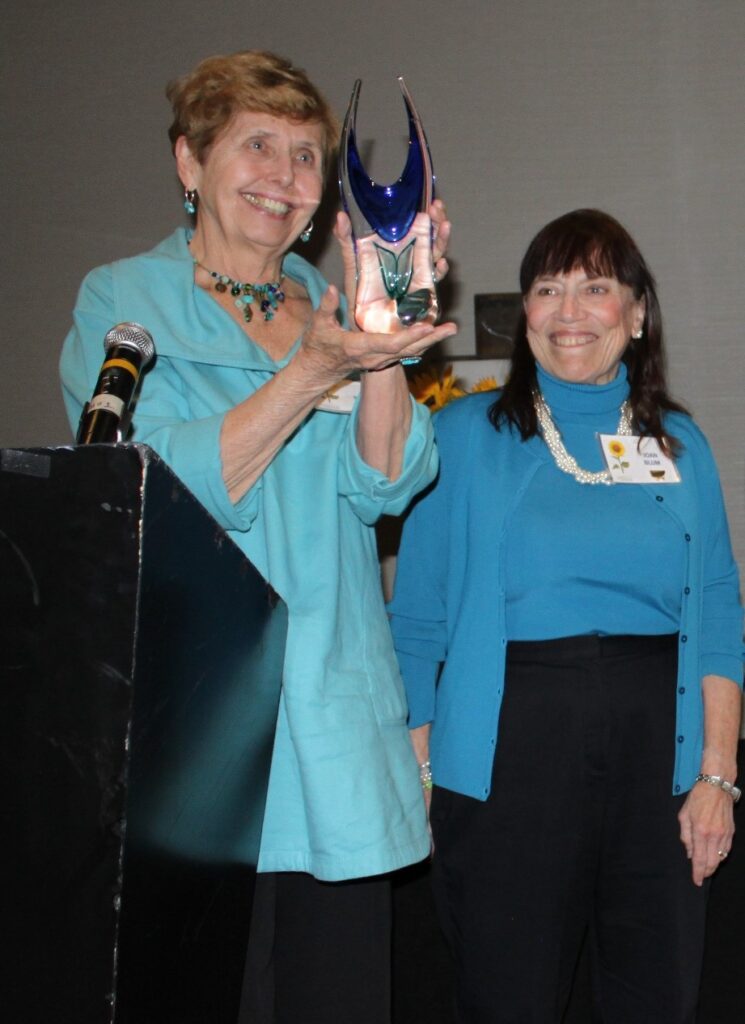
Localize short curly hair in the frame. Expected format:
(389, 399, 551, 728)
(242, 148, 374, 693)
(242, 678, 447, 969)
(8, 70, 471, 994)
(166, 50, 340, 166)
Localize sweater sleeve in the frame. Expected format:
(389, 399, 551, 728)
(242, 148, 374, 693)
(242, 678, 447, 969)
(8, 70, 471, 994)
(59, 264, 261, 533)
(388, 407, 463, 727)
(693, 428, 744, 686)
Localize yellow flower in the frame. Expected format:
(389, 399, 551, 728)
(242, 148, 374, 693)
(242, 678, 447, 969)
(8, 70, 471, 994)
(608, 440, 626, 458)
(408, 366, 499, 411)
(409, 365, 466, 411)
(471, 376, 499, 393)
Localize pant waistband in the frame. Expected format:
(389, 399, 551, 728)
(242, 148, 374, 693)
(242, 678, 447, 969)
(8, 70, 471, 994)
(507, 633, 679, 663)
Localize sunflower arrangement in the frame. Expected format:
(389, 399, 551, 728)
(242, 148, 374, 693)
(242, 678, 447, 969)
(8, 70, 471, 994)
(408, 364, 499, 412)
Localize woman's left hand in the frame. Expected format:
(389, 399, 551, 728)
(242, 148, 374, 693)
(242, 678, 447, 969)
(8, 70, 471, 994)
(333, 198, 452, 317)
(679, 674, 742, 886)
(678, 783, 735, 886)
(299, 285, 455, 377)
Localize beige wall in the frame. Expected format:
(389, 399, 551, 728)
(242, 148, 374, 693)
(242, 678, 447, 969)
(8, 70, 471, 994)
(3, 0, 744, 589)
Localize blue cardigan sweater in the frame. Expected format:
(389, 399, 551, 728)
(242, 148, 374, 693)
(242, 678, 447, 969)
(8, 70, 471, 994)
(389, 386, 743, 801)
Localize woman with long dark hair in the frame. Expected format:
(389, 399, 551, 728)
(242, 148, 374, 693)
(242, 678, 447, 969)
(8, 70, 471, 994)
(390, 209, 743, 1022)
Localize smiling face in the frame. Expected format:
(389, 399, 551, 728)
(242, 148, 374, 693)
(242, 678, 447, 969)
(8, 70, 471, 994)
(177, 110, 325, 262)
(524, 268, 645, 386)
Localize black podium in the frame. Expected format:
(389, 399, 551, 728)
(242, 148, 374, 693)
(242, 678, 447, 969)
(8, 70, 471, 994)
(0, 445, 286, 1024)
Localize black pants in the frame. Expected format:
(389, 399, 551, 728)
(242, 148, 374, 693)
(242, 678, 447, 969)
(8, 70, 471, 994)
(238, 870, 392, 1023)
(430, 634, 707, 1024)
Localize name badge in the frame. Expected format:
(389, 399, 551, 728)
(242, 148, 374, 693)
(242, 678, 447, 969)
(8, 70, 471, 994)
(315, 379, 360, 414)
(598, 434, 681, 484)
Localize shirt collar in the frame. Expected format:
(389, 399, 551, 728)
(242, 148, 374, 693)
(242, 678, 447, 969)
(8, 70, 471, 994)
(536, 362, 630, 415)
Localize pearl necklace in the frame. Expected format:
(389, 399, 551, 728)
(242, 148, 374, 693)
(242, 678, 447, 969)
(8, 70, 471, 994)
(532, 387, 632, 486)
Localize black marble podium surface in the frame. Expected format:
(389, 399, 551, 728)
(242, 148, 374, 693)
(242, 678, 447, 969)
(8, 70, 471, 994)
(0, 445, 285, 1024)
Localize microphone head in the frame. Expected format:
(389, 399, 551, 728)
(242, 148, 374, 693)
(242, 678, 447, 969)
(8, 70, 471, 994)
(103, 322, 155, 366)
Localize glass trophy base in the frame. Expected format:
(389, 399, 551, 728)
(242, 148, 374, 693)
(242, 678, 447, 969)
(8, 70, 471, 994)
(354, 214, 438, 332)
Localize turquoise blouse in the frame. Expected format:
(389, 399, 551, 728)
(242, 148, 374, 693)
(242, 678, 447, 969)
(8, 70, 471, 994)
(389, 380, 743, 801)
(60, 228, 433, 880)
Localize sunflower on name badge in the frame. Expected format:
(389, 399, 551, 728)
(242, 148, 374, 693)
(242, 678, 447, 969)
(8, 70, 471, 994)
(608, 439, 630, 474)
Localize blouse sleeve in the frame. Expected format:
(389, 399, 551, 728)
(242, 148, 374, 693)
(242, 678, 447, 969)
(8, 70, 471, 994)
(60, 265, 261, 533)
(337, 396, 438, 525)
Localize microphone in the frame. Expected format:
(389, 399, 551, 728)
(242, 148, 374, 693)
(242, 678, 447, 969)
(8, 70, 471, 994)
(76, 322, 155, 444)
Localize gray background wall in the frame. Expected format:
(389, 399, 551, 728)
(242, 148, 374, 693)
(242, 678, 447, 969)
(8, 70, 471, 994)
(3, 0, 744, 585)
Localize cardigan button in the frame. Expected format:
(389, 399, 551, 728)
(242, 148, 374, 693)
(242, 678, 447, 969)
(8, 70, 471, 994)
(684, 533, 691, 542)
(675, 785, 681, 793)
(684, 587, 690, 595)
(681, 635, 688, 643)
(677, 735, 685, 743)
(678, 687, 686, 694)
(656, 495, 664, 502)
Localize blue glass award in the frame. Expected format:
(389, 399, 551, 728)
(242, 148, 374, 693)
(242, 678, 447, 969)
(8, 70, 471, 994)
(339, 77, 439, 341)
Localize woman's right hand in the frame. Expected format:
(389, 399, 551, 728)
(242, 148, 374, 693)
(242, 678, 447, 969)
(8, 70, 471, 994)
(409, 723, 433, 831)
(297, 285, 457, 383)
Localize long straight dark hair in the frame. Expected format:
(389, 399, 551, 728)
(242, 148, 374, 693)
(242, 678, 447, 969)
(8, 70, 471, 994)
(489, 209, 687, 453)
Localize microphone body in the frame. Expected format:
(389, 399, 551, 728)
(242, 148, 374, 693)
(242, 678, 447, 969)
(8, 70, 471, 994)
(76, 323, 155, 444)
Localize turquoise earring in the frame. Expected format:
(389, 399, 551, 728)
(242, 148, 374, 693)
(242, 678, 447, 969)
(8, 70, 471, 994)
(184, 189, 197, 215)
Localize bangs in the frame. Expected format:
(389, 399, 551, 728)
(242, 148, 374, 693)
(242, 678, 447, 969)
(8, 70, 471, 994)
(167, 50, 340, 164)
(520, 209, 645, 295)
(532, 238, 623, 282)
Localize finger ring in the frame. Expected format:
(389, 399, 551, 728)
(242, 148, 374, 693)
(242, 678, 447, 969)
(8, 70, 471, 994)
(717, 850, 728, 859)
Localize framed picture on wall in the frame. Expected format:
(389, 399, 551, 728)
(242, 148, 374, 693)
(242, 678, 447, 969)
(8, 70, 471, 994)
(474, 292, 522, 358)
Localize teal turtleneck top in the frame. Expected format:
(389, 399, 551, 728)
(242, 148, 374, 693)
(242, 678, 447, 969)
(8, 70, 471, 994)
(504, 364, 685, 640)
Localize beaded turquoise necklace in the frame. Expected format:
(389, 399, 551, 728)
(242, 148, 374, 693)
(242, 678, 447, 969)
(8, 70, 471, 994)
(191, 249, 285, 323)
